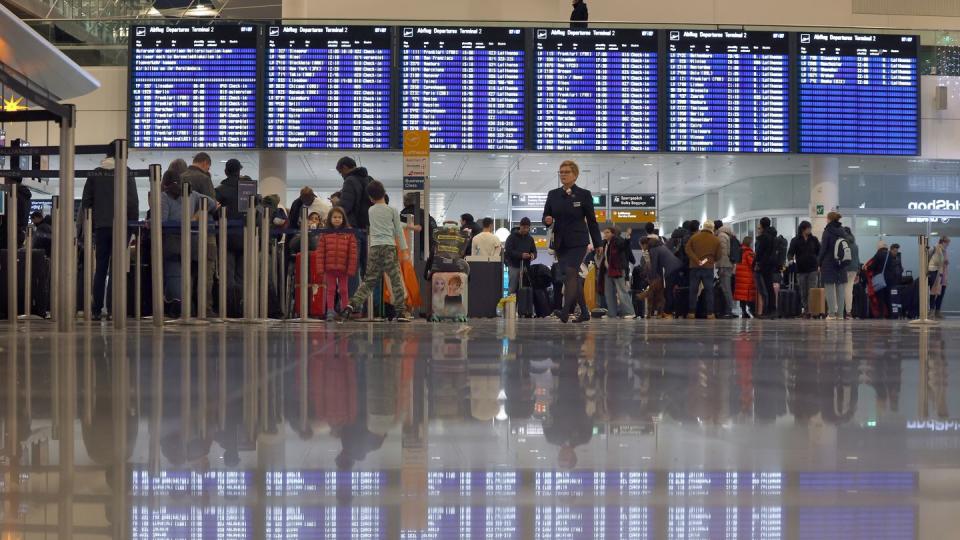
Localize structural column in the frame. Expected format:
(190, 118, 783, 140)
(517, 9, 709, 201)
(810, 156, 840, 237)
(705, 191, 721, 225)
(259, 151, 287, 203)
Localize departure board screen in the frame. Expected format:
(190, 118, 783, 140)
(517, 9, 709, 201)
(536, 28, 659, 151)
(668, 30, 789, 153)
(401, 26, 525, 150)
(798, 32, 919, 155)
(266, 25, 392, 149)
(130, 24, 258, 149)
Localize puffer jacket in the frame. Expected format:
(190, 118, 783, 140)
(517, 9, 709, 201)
(316, 229, 358, 276)
(734, 246, 757, 302)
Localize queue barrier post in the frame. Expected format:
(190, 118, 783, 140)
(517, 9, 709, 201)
(84, 208, 94, 322)
(219, 207, 228, 321)
(20, 226, 33, 320)
(911, 234, 938, 326)
(198, 197, 210, 321)
(148, 164, 164, 327)
(50, 197, 60, 323)
(6, 183, 17, 323)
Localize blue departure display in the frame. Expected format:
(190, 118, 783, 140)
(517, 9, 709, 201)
(401, 26, 525, 150)
(536, 28, 659, 151)
(798, 32, 919, 155)
(668, 30, 789, 153)
(130, 25, 258, 149)
(266, 25, 392, 149)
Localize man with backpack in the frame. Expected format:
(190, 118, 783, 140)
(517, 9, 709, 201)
(818, 212, 850, 320)
(715, 221, 739, 319)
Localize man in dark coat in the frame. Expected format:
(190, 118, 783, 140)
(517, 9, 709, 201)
(570, 0, 588, 28)
(787, 220, 822, 315)
(336, 157, 374, 231)
(753, 217, 779, 318)
(81, 147, 139, 319)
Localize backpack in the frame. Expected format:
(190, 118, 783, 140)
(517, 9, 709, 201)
(669, 228, 690, 262)
(728, 234, 742, 264)
(834, 238, 852, 267)
(775, 235, 788, 267)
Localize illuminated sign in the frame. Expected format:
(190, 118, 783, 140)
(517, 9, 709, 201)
(2, 96, 27, 112)
(611, 210, 656, 223)
(907, 200, 960, 210)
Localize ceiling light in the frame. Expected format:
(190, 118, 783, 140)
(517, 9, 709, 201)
(146, 7, 162, 16)
(530, 169, 541, 173)
(518, 181, 528, 185)
(848, 165, 861, 169)
(432, 161, 443, 165)
(185, 4, 217, 16)
(620, 176, 629, 180)
(538, 162, 549, 166)
(643, 163, 653, 166)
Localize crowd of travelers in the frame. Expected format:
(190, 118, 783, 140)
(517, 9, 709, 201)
(1, 153, 951, 323)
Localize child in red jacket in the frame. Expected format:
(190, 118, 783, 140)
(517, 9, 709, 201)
(316, 207, 359, 321)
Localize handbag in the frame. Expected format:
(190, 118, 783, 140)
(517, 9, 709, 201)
(871, 251, 889, 291)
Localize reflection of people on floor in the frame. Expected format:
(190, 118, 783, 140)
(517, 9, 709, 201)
(334, 356, 386, 471)
(503, 358, 535, 421)
(543, 357, 593, 470)
(924, 331, 949, 419)
(820, 358, 859, 425)
(162, 355, 213, 468)
(788, 356, 821, 425)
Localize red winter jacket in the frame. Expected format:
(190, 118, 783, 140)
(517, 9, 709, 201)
(316, 230, 358, 277)
(734, 246, 757, 302)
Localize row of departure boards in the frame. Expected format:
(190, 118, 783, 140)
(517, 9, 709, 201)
(129, 24, 919, 155)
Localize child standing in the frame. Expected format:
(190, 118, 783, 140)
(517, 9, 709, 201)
(339, 180, 411, 322)
(316, 207, 358, 321)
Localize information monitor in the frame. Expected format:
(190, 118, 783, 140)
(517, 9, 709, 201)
(535, 28, 659, 152)
(401, 26, 526, 150)
(266, 25, 393, 149)
(667, 30, 790, 153)
(798, 32, 919, 155)
(129, 24, 259, 149)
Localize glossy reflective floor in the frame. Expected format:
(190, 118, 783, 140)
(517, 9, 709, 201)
(1, 318, 958, 539)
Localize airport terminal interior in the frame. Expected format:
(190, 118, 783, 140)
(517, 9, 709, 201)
(3, 0, 960, 538)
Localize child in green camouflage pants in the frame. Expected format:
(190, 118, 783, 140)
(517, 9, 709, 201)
(339, 179, 411, 322)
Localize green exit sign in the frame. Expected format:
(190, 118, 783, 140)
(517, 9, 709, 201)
(816, 204, 825, 216)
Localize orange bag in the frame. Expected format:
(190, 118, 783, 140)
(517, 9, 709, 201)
(383, 245, 422, 310)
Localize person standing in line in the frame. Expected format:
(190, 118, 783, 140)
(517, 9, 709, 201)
(570, 0, 588, 28)
(289, 186, 331, 231)
(639, 236, 682, 318)
(214, 158, 252, 318)
(460, 213, 483, 256)
(81, 146, 138, 320)
(928, 236, 951, 319)
(734, 236, 758, 318)
(599, 226, 636, 319)
(754, 217, 778, 319)
(179, 153, 218, 315)
(471, 217, 503, 257)
(316, 207, 359, 322)
(842, 226, 861, 319)
(542, 160, 602, 324)
(818, 212, 849, 320)
(505, 217, 538, 295)
(338, 180, 411, 323)
(715, 221, 738, 319)
(684, 221, 722, 319)
(787, 221, 821, 317)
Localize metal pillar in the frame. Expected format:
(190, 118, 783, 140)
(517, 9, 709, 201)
(148, 165, 163, 327)
(6, 182, 17, 322)
(179, 182, 192, 323)
(50, 197, 60, 323)
(21, 226, 32, 320)
(58, 106, 77, 331)
(198, 197, 209, 321)
(219, 207, 228, 320)
(84, 208, 93, 322)
(111, 138, 129, 329)
(297, 207, 309, 322)
(259, 207, 269, 319)
(911, 235, 938, 326)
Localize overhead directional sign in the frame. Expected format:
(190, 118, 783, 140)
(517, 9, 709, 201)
(612, 194, 656, 209)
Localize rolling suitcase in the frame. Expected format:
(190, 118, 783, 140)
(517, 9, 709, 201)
(852, 283, 870, 319)
(674, 286, 690, 318)
(533, 288, 553, 318)
(516, 266, 534, 318)
(808, 276, 826, 318)
(293, 250, 324, 318)
(430, 272, 468, 322)
(777, 281, 800, 319)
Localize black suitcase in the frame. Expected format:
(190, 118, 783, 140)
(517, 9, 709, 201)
(674, 286, 690, 317)
(777, 288, 800, 318)
(517, 287, 534, 318)
(896, 282, 919, 319)
(533, 288, 552, 318)
(852, 283, 870, 319)
(0, 249, 51, 318)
